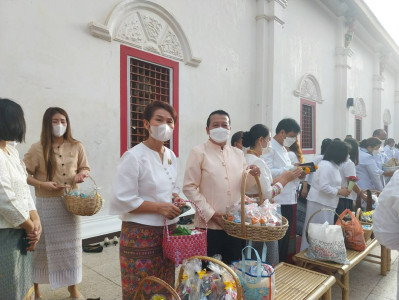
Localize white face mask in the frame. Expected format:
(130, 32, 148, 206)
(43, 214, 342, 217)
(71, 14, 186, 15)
(7, 141, 18, 147)
(372, 149, 380, 156)
(150, 124, 173, 142)
(209, 127, 230, 143)
(283, 136, 296, 147)
(53, 124, 67, 137)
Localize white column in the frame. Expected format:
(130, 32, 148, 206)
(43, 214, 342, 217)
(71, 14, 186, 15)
(372, 74, 384, 130)
(394, 91, 399, 138)
(255, 0, 287, 129)
(335, 46, 353, 138)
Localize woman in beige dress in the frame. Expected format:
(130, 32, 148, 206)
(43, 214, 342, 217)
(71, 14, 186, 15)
(24, 107, 90, 299)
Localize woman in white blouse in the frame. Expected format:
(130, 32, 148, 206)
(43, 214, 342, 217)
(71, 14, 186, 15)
(383, 138, 396, 160)
(0, 98, 41, 300)
(109, 101, 182, 299)
(357, 138, 395, 192)
(242, 124, 301, 265)
(373, 171, 399, 300)
(300, 141, 351, 250)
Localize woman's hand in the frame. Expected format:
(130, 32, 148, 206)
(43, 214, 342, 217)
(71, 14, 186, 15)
(41, 181, 65, 191)
(172, 196, 186, 207)
(74, 172, 88, 184)
(211, 212, 224, 228)
(247, 165, 261, 177)
(157, 203, 181, 220)
(338, 188, 351, 197)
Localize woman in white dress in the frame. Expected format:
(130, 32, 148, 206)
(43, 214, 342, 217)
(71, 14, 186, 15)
(373, 171, 399, 300)
(242, 124, 301, 264)
(300, 141, 351, 251)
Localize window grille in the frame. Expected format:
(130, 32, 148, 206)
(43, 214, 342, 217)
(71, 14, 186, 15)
(129, 58, 170, 148)
(301, 103, 314, 149)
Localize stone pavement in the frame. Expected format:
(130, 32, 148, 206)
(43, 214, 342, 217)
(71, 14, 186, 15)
(39, 243, 398, 300)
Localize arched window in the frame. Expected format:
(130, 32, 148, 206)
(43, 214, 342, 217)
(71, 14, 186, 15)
(294, 74, 323, 154)
(351, 98, 367, 141)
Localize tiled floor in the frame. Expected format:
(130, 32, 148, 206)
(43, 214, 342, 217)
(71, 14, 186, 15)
(39, 242, 398, 300)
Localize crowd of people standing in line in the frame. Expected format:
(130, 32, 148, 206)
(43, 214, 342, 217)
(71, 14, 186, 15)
(2, 97, 399, 300)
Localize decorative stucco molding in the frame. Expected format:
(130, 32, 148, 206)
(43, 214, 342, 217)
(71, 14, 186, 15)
(383, 109, 392, 125)
(88, 0, 201, 67)
(373, 74, 384, 91)
(351, 98, 367, 117)
(293, 74, 324, 103)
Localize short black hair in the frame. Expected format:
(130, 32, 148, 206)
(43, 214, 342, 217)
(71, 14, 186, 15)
(242, 124, 269, 148)
(275, 118, 300, 135)
(372, 129, 386, 138)
(323, 140, 349, 165)
(0, 98, 26, 142)
(359, 137, 381, 149)
(206, 110, 230, 127)
(231, 131, 243, 146)
(320, 138, 333, 155)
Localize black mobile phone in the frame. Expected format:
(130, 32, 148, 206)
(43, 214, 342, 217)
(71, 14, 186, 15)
(298, 162, 317, 172)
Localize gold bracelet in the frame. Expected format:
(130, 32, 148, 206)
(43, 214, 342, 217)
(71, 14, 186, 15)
(38, 182, 41, 189)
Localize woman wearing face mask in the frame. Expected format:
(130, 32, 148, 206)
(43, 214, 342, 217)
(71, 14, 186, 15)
(384, 138, 396, 160)
(24, 107, 90, 299)
(300, 141, 351, 251)
(109, 101, 182, 299)
(356, 137, 395, 193)
(242, 124, 301, 265)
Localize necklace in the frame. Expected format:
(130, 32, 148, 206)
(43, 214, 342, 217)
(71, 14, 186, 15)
(246, 149, 260, 157)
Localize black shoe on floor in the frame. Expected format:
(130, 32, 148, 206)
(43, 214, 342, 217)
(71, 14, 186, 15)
(83, 244, 103, 253)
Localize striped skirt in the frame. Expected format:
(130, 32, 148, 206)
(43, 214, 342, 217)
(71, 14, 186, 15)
(120, 221, 176, 300)
(33, 196, 82, 289)
(0, 228, 35, 300)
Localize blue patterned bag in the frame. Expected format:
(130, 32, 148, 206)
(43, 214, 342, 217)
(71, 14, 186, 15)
(232, 245, 275, 300)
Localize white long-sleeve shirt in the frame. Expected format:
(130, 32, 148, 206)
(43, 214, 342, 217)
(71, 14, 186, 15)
(356, 148, 384, 191)
(0, 145, 36, 229)
(307, 160, 341, 208)
(109, 143, 180, 226)
(261, 138, 298, 205)
(245, 152, 281, 200)
(384, 145, 396, 160)
(339, 159, 357, 201)
(306, 154, 324, 185)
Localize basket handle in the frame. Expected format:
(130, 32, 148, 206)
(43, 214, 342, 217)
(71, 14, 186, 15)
(177, 256, 243, 300)
(241, 246, 262, 281)
(240, 170, 263, 239)
(355, 208, 362, 220)
(305, 208, 345, 244)
(164, 199, 207, 241)
(64, 174, 97, 194)
(133, 276, 181, 300)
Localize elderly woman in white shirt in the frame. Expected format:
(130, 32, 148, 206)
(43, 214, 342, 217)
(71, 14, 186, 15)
(300, 141, 351, 250)
(242, 124, 301, 265)
(109, 101, 182, 299)
(357, 138, 395, 192)
(0, 98, 41, 300)
(373, 171, 399, 300)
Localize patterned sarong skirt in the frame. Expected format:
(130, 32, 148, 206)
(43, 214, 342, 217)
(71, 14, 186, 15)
(0, 228, 35, 300)
(120, 221, 176, 300)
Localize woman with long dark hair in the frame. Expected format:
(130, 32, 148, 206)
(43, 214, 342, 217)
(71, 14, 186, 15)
(24, 107, 90, 299)
(300, 141, 351, 250)
(0, 98, 41, 300)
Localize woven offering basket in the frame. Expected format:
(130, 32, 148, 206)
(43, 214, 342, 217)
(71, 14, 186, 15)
(65, 175, 103, 216)
(177, 255, 243, 300)
(133, 276, 181, 300)
(221, 171, 289, 242)
(356, 208, 373, 242)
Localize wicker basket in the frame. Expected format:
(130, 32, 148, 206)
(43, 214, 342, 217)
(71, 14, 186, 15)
(177, 255, 243, 300)
(356, 208, 373, 242)
(133, 276, 181, 300)
(65, 175, 103, 216)
(221, 171, 289, 242)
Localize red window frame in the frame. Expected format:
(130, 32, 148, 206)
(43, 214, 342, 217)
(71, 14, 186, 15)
(120, 45, 179, 156)
(355, 116, 362, 141)
(300, 99, 316, 154)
